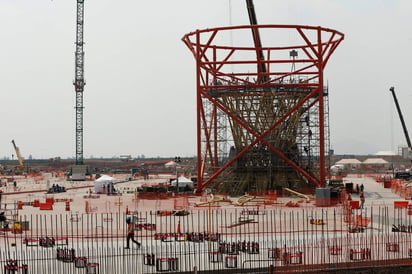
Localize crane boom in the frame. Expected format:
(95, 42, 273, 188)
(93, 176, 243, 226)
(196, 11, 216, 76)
(245, 0, 267, 83)
(11, 140, 24, 171)
(389, 86, 412, 149)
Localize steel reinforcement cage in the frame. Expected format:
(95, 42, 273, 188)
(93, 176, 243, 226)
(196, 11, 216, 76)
(182, 25, 344, 194)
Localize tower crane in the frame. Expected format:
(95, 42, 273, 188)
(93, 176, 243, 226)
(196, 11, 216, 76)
(74, 0, 85, 166)
(70, 0, 88, 180)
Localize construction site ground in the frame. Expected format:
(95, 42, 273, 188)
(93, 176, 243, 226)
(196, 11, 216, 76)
(0, 173, 411, 273)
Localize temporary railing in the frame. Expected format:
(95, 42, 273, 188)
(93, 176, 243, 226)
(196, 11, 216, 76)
(0, 206, 411, 273)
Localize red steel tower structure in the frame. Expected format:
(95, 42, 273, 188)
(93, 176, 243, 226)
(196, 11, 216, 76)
(183, 25, 344, 195)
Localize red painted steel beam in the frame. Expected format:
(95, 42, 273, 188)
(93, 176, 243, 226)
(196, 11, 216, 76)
(183, 25, 344, 193)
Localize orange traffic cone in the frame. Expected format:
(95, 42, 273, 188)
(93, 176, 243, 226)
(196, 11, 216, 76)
(177, 220, 181, 234)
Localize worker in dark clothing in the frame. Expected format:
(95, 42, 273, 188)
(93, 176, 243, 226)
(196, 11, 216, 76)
(360, 192, 365, 209)
(125, 217, 140, 249)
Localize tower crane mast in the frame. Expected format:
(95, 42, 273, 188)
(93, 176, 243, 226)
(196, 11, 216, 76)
(74, 0, 85, 165)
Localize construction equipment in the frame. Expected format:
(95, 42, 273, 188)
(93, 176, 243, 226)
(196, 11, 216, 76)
(245, 0, 267, 83)
(70, 0, 89, 180)
(389, 86, 412, 179)
(11, 140, 24, 172)
(389, 87, 412, 150)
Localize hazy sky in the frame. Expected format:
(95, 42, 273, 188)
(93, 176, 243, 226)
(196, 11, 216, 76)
(0, 0, 411, 159)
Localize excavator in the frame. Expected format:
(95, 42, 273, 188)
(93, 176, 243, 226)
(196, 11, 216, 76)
(11, 140, 25, 173)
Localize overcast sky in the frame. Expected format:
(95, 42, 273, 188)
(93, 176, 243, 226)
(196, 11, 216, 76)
(0, 0, 411, 159)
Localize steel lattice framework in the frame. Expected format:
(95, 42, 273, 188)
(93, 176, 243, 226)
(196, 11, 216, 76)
(73, 0, 85, 165)
(183, 25, 344, 195)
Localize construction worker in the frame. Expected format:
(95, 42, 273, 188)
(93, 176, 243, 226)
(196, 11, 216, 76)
(125, 217, 140, 249)
(360, 192, 365, 209)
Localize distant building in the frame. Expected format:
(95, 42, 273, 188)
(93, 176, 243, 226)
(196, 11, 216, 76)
(398, 146, 412, 159)
(334, 158, 362, 171)
(362, 158, 390, 171)
(375, 151, 397, 156)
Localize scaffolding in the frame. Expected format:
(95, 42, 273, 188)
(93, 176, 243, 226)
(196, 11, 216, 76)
(183, 25, 344, 195)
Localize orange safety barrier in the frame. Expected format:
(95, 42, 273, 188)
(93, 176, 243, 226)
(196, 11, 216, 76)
(157, 210, 175, 216)
(85, 201, 90, 213)
(406, 188, 412, 200)
(350, 201, 360, 210)
(33, 200, 40, 207)
(355, 215, 370, 227)
(39, 203, 53, 210)
(394, 201, 409, 209)
(383, 178, 392, 188)
(45, 198, 55, 205)
(263, 190, 277, 205)
(174, 196, 189, 210)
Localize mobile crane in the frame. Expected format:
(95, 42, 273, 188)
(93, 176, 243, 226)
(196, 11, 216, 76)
(11, 140, 25, 173)
(389, 86, 412, 179)
(245, 0, 268, 84)
(389, 87, 412, 149)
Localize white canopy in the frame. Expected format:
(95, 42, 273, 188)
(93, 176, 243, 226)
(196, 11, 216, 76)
(335, 159, 362, 165)
(170, 176, 194, 189)
(94, 175, 116, 194)
(363, 158, 389, 164)
(165, 161, 179, 168)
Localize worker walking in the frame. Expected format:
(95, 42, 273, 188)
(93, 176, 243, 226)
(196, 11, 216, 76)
(125, 217, 140, 249)
(360, 192, 365, 209)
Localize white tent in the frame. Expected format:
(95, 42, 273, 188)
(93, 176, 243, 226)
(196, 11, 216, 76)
(362, 158, 389, 165)
(170, 176, 194, 189)
(335, 159, 362, 165)
(94, 175, 116, 194)
(165, 161, 179, 168)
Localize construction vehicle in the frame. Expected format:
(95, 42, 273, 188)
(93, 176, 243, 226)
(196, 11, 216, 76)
(245, 0, 267, 84)
(11, 139, 25, 173)
(389, 87, 412, 150)
(389, 86, 412, 179)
